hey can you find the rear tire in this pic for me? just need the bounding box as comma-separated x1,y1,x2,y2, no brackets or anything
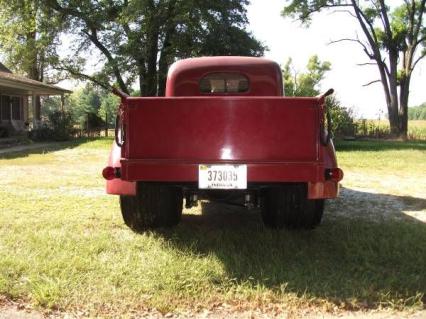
119,183,183,232
261,184,324,229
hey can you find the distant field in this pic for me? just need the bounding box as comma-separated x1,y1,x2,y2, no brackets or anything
0,138,425,317
355,119,426,140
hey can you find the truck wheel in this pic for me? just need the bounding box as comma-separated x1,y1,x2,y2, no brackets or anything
120,195,139,229
119,183,183,232
261,185,324,229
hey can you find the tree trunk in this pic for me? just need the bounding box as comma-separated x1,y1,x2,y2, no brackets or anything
387,100,400,136
138,59,147,96
144,2,160,96
157,52,169,97
145,44,158,96
105,112,108,137
399,74,411,139
386,49,405,137
157,0,177,96
158,31,174,96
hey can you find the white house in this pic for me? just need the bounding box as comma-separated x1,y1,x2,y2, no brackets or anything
0,62,71,137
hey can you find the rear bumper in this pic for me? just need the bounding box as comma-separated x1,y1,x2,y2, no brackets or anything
118,159,339,199
121,159,324,182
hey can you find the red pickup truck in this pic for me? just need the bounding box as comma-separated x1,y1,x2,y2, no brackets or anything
103,56,343,232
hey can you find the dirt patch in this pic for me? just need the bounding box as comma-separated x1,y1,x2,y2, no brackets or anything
1,302,425,319
328,187,408,222
0,299,42,319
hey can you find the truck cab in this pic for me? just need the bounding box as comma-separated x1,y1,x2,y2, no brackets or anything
165,56,283,96
103,56,343,232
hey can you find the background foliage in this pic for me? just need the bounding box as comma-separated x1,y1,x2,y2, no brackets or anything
283,55,355,137
282,0,426,138
408,103,426,120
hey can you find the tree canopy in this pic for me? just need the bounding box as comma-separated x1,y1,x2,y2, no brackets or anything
282,55,331,96
0,0,64,82
283,55,354,136
45,0,265,96
282,0,426,138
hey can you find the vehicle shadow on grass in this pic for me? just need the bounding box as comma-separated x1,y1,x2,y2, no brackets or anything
162,187,426,309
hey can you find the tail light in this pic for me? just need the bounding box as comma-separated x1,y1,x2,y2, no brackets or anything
102,166,120,180
325,168,344,182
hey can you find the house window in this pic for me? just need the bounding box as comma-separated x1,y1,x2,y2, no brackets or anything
0,95,11,121
199,73,249,94
11,97,22,120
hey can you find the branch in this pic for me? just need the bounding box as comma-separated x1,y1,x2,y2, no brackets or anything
288,3,353,22
352,0,379,44
55,66,112,91
378,0,392,41
363,79,381,87
408,0,416,43
414,0,426,40
82,28,129,94
349,0,391,104
329,9,357,19
45,75,70,85
415,35,426,46
47,0,129,94
382,60,391,77
357,62,377,66
328,38,374,59
412,52,426,71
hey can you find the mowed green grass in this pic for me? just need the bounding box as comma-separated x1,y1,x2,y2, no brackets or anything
0,138,425,316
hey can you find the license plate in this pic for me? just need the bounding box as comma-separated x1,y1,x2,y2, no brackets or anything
198,165,247,189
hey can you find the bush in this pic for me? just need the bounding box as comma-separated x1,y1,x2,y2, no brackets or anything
29,111,74,142
81,113,105,137
326,97,356,137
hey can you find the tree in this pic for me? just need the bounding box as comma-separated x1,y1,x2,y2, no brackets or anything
0,0,63,81
69,84,103,130
46,0,265,96
0,0,65,118
283,55,331,96
283,55,355,136
99,93,120,136
282,0,426,138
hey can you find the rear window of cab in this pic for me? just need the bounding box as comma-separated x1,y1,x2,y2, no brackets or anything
199,72,249,94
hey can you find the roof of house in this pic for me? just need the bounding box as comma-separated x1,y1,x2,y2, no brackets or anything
0,62,12,73
0,69,71,95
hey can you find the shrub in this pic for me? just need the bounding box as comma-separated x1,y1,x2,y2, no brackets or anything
326,97,356,138
29,111,74,142
81,113,105,137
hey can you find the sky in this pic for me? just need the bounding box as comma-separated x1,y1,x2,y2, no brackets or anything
247,0,426,118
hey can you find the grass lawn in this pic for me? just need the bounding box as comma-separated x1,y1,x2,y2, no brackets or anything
0,138,425,317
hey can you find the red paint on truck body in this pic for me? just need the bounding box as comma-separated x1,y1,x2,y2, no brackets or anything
105,56,341,199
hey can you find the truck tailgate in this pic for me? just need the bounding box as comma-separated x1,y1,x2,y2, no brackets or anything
124,97,320,162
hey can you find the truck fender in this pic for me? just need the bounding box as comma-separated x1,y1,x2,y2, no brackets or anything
308,140,341,199
105,141,136,195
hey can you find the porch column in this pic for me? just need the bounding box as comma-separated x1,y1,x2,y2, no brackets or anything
23,96,29,123
61,94,65,113
9,97,12,122
32,93,38,128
